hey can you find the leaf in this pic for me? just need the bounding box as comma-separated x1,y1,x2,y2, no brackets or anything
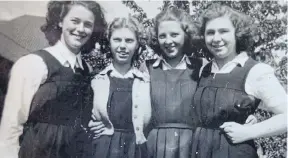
261,33,266,39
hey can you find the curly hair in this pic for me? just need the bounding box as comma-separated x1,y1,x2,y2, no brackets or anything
105,15,146,66
40,0,107,54
195,3,258,56
151,6,198,57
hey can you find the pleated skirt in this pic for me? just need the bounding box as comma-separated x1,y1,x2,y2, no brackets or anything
146,123,194,158
190,127,258,158
19,122,77,158
82,129,148,158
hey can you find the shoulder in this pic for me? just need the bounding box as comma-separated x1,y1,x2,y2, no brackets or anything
248,62,274,78
16,53,44,63
90,73,109,91
245,62,276,92
91,68,110,81
13,54,46,72
9,54,48,81
91,73,107,81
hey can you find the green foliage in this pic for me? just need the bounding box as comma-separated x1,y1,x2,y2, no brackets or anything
84,2,287,156
254,108,287,158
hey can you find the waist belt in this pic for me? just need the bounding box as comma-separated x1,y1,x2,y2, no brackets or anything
155,123,194,130
114,128,134,133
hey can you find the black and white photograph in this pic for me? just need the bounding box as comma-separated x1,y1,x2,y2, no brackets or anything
0,0,287,158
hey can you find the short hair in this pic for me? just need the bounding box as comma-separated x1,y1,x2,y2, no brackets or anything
151,6,198,56
105,15,145,66
40,0,107,54
195,3,257,55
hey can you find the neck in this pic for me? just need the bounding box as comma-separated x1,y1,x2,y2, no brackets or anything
215,52,237,69
163,54,184,68
60,37,80,55
112,61,131,76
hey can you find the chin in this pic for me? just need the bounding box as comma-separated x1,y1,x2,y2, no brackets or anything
164,52,177,58
115,59,128,65
73,41,85,48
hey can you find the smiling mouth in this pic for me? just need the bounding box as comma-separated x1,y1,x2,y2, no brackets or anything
212,45,225,49
117,52,129,58
212,45,225,48
165,46,175,52
71,33,86,39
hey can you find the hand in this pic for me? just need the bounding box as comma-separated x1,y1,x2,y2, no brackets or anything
244,115,258,125
88,114,105,137
220,122,253,144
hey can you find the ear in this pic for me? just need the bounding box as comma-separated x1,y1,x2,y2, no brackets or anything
58,21,63,28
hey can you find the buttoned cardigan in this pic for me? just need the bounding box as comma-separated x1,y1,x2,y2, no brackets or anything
91,70,151,144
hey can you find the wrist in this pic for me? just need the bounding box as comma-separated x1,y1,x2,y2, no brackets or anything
246,125,258,140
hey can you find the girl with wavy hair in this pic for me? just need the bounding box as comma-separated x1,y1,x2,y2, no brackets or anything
191,3,287,158
141,6,203,158
142,5,258,158
0,1,106,158
82,15,151,158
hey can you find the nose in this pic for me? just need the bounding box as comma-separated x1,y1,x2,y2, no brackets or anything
118,41,127,50
164,37,173,45
212,32,221,42
76,23,85,33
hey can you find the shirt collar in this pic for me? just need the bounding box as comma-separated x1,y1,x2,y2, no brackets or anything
99,63,146,80
152,54,191,70
211,51,249,71
45,41,83,69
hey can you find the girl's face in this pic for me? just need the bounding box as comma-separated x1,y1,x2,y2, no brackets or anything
110,28,139,65
204,16,237,61
158,21,185,59
59,5,95,54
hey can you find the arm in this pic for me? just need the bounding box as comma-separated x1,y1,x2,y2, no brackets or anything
221,63,287,143
0,55,47,157
143,81,152,127
88,77,107,138
245,63,287,138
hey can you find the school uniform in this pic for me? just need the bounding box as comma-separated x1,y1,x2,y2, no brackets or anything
145,55,203,158
0,41,91,158
191,52,287,158
83,64,151,158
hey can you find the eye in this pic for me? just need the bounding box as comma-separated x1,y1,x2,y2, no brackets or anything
158,33,166,39
71,18,80,24
219,29,230,34
126,38,135,43
84,22,93,28
171,33,179,37
205,30,214,36
113,38,121,42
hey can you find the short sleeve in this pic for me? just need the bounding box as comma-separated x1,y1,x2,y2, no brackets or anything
245,63,287,113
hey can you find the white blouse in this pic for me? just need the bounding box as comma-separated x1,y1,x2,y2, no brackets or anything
207,52,287,110
0,41,89,158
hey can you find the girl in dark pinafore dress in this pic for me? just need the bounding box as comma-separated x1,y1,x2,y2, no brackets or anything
190,4,287,158
142,6,257,158
143,6,203,158
0,1,107,158
82,16,151,158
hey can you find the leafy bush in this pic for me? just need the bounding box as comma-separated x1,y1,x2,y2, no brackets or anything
84,1,287,157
